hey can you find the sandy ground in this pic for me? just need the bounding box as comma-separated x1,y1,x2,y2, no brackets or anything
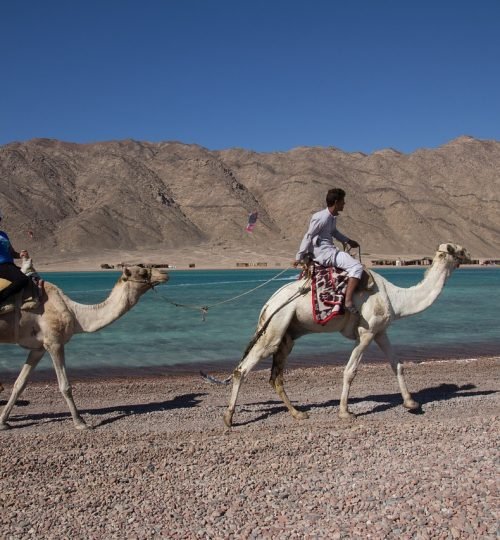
33,245,457,273
0,356,498,539
36,245,296,272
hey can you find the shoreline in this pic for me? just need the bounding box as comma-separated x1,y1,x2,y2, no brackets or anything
2,352,498,385
39,264,497,272
36,261,498,273
30,245,500,273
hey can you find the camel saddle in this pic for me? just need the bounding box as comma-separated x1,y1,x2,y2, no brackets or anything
0,277,42,315
309,263,374,325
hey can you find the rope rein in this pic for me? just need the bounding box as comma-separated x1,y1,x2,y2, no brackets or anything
343,243,362,264
152,266,294,321
152,244,361,321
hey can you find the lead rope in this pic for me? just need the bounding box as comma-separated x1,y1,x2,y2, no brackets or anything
153,245,361,321
152,266,295,321
239,281,310,358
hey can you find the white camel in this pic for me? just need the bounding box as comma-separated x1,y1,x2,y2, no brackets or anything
216,243,469,427
0,266,168,430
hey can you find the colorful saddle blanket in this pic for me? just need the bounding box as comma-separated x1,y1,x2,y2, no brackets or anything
311,264,349,325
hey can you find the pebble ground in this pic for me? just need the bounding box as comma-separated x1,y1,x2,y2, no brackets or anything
1,357,498,539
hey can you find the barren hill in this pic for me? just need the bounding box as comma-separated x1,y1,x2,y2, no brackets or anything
1,136,499,267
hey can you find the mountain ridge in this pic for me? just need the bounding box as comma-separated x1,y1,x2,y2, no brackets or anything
1,136,499,267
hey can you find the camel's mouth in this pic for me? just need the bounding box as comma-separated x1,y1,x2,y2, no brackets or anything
455,249,471,266
151,270,169,287
438,244,470,267
460,250,471,263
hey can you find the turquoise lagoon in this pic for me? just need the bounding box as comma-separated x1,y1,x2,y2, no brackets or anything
0,267,498,379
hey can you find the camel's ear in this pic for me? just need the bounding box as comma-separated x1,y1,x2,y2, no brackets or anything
447,244,455,255
122,267,132,279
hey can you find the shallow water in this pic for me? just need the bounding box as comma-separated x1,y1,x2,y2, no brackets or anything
0,267,498,379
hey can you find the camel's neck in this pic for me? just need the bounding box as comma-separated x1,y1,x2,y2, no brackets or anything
67,282,140,333
387,258,455,319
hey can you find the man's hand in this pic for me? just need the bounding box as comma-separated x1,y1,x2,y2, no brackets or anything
293,253,314,267
348,239,360,249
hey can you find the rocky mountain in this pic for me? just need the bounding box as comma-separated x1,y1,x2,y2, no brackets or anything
0,136,499,264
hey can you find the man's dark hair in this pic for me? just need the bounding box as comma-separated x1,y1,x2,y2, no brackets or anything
326,188,346,207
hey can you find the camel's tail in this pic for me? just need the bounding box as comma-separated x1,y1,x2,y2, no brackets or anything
199,329,260,386
200,285,308,387
200,371,232,385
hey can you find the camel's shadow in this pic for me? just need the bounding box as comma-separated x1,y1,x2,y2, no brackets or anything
0,399,29,407
235,383,498,426
5,392,206,429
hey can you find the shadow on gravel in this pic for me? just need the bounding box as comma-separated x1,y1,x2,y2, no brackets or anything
354,383,497,417
232,383,498,425
0,399,29,407
6,392,206,429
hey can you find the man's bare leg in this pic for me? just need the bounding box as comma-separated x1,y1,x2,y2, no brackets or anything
345,277,360,311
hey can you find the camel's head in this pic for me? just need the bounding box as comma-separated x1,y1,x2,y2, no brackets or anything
121,266,169,290
436,243,470,267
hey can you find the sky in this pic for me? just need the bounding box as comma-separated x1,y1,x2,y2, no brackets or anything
2,0,499,154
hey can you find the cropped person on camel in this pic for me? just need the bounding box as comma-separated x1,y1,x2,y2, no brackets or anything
294,188,362,313
0,210,30,305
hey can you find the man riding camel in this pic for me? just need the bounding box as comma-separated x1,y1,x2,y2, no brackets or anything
294,188,362,313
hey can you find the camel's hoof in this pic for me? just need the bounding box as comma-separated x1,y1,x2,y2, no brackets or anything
0,422,12,431
338,410,356,421
223,411,233,428
75,422,93,431
292,410,309,421
403,399,420,411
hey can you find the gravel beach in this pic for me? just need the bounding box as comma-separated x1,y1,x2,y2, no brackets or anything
1,356,498,539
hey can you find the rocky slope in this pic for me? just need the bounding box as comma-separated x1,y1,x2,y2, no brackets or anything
1,136,499,265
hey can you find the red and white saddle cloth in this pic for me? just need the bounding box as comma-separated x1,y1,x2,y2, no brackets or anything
310,264,349,325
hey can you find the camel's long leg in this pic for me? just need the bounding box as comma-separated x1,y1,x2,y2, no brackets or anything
223,344,266,428
223,310,295,428
46,343,90,430
374,331,420,410
0,348,45,429
339,330,375,419
269,332,308,420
